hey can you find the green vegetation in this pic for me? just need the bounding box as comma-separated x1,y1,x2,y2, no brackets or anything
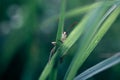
0,0,120,80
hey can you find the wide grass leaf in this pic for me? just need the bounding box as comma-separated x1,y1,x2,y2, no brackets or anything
64,1,120,80
74,52,120,80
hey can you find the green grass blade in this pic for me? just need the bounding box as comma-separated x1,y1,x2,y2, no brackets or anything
64,2,120,80
38,3,103,80
39,0,66,80
56,0,66,45
74,52,120,80
49,67,58,80
39,1,120,80
50,0,66,80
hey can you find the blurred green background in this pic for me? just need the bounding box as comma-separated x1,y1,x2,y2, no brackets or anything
0,0,120,80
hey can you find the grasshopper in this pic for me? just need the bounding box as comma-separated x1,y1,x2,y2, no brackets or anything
49,32,67,62
49,22,77,62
